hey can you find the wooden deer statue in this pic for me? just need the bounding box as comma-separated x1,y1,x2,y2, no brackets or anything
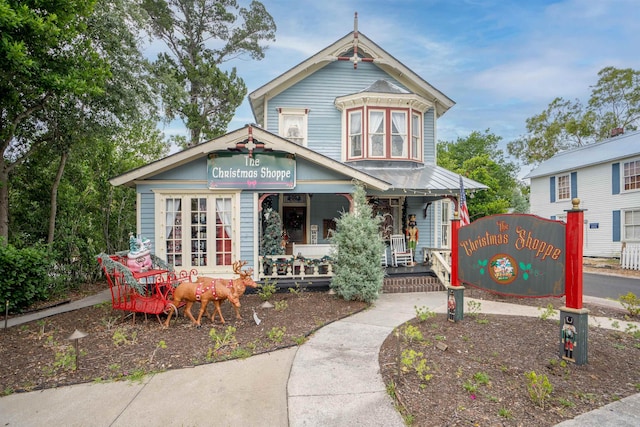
163,261,256,328
209,261,257,323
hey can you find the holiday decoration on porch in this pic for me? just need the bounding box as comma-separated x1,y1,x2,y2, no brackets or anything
260,208,285,256
405,214,419,264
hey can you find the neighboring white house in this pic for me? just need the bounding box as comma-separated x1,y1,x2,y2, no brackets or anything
525,131,640,258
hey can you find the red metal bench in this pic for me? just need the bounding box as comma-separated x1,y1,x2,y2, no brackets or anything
97,253,195,325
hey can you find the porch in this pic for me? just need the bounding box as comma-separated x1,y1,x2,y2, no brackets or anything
257,247,451,294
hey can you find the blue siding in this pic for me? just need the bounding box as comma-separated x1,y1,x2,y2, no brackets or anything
308,194,350,244
139,191,156,249
239,192,255,268
406,197,434,250
612,163,620,194
424,109,436,163
268,60,413,161
153,158,208,181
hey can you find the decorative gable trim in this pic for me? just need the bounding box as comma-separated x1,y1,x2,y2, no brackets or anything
109,125,391,191
335,91,432,112
249,30,454,125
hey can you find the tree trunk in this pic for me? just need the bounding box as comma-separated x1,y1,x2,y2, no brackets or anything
48,151,68,244
0,163,9,243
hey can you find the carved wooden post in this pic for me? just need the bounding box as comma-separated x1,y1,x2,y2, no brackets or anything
560,198,588,365
448,212,464,322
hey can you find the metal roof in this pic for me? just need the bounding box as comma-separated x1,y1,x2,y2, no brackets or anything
525,131,640,179
352,163,488,195
358,79,409,94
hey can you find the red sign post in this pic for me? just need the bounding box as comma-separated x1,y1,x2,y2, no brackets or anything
561,199,589,365
565,200,585,309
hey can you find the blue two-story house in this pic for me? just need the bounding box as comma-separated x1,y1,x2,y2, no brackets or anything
110,21,486,280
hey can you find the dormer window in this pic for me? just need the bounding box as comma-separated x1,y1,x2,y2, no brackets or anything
336,80,431,162
278,107,308,146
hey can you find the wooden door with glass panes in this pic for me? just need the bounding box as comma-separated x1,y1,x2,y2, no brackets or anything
164,195,234,269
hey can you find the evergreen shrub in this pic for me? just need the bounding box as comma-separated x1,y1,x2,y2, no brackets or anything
330,182,385,303
0,242,54,313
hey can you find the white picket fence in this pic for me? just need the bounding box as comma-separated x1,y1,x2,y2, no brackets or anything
621,243,640,270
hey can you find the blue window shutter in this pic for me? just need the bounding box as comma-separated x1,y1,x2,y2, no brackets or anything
570,172,577,198
550,215,556,220
549,177,556,203
613,210,621,242
612,163,620,194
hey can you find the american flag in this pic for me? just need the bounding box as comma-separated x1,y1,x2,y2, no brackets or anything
459,175,470,226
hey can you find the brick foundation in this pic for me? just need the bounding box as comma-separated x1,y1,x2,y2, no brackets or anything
382,276,445,293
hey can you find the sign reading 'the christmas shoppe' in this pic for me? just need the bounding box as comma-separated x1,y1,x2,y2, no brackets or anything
458,214,566,297
208,152,296,189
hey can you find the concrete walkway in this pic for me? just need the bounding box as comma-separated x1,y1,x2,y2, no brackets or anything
1,291,639,426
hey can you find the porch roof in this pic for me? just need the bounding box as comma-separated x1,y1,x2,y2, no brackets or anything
351,164,488,196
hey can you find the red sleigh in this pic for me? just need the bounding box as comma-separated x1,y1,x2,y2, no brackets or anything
97,253,195,325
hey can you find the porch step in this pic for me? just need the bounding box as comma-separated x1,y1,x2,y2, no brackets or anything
383,275,445,294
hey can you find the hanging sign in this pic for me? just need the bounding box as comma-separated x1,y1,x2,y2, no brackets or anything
208,152,296,189
458,214,566,297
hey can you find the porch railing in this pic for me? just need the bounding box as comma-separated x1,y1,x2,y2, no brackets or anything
258,255,334,281
425,247,451,286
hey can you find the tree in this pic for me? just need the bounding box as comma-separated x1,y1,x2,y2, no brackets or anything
260,208,284,256
142,0,276,147
589,66,640,139
6,1,167,285
330,182,385,303
508,66,640,165
507,98,596,165
0,0,109,241
438,130,523,218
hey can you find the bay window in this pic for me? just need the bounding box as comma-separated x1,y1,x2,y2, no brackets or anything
391,111,407,158
369,110,386,157
345,106,422,161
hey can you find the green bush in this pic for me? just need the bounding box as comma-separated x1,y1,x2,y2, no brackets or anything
329,182,385,303
0,242,55,313
619,292,640,317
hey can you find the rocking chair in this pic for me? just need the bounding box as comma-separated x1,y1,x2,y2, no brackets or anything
390,234,413,267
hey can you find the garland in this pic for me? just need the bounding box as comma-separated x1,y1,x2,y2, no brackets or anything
97,252,176,294
296,255,334,266
97,253,145,294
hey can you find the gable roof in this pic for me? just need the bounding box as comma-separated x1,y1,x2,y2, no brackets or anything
525,131,640,179
109,125,391,190
248,31,455,123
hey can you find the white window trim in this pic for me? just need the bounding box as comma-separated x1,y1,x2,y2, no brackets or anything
556,173,571,201
622,157,640,193
155,191,240,274
623,208,640,242
439,200,451,248
390,110,408,159
411,113,422,160
278,107,308,146
368,109,386,158
348,109,363,160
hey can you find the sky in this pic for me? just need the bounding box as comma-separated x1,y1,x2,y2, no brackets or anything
153,0,640,176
